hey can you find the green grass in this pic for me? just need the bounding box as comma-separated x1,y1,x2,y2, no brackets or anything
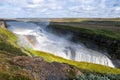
49,24,120,59
0,50,31,80
75,73,120,80
94,29,120,39
50,18,120,22
0,72,30,80
27,49,120,74
0,28,31,80
0,28,26,56
50,24,120,40
0,41,25,56
0,28,17,44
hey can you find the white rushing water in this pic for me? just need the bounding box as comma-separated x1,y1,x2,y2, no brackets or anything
7,21,114,67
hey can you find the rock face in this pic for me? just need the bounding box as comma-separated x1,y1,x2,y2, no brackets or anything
10,56,82,80
0,20,6,28
48,23,120,59
48,23,120,68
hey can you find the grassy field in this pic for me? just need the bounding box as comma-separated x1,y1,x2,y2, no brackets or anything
50,18,120,33
50,18,120,22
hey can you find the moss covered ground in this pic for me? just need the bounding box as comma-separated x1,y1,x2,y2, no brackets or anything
27,49,120,74
0,28,31,80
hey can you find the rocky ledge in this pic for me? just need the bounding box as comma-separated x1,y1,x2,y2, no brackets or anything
10,56,82,80
0,20,6,28
48,23,120,59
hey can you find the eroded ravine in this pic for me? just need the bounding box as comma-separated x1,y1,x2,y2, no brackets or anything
6,20,114,67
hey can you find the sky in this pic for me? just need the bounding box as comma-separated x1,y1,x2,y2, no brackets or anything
0,0,120,18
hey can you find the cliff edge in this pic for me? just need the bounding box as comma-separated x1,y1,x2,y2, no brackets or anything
0,20,6,28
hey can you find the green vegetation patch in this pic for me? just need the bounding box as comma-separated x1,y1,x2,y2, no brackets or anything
0,28,17,43
75,73,120,80
0,41,25,56
0,72,30,80
50,24,120,40
0,51,31,80
27,49,120,74
0,28,26,56
49,24,120,59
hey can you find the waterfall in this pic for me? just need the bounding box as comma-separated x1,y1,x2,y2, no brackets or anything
7,20,115,67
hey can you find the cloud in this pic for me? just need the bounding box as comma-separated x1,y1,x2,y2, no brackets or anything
32,0,44,4
115,7,120,11
0,0,120,18
69,5,96,12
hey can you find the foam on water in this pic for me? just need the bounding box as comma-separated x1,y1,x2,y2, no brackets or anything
7,21,115,67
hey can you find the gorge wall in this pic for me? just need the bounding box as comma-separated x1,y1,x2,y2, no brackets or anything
48,22,120,67
6,20,115,68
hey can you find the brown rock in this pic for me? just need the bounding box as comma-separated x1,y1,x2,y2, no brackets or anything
10,56,83,80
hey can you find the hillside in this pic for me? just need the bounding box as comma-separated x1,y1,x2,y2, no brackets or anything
0,19,120,80
0,23,84,80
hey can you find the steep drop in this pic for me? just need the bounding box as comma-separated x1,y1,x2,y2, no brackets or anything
7,21,114,67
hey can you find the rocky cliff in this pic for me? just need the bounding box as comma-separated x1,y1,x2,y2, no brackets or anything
48,22,120,67
0,20,6,28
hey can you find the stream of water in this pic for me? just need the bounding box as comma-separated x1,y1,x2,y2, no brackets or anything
7,21,114,67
